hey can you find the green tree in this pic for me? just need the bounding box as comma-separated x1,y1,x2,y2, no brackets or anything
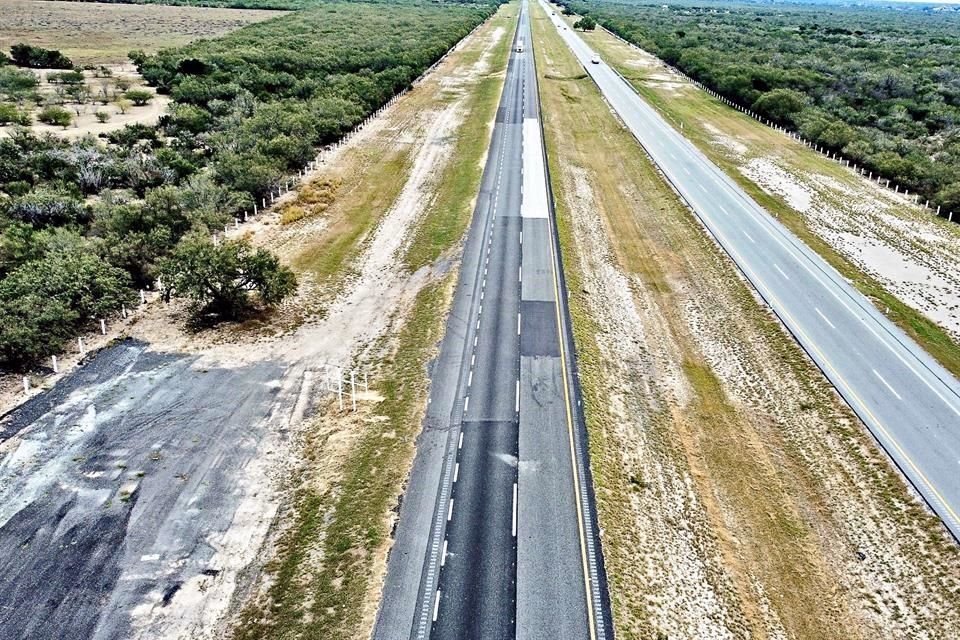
123,88,153,106
573,16,597,31
752,88,807,123
159,233,297,321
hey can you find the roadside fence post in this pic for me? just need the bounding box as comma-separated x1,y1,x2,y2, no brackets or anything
351,370,357,412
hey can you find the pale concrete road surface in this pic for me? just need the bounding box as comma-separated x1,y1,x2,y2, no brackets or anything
0,339,299,640
373,3,613,639
542,0,960,541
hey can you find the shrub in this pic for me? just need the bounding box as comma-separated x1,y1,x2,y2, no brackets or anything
124,88,153,106
48,70,85,85
6,189,88,227
0,67,39,102
0,294,78,368
159,232,297,321
0,247,132,367
280,204,306,224
38,105,72,128
9,43,73,70
0,102,31,125
95,110,110,123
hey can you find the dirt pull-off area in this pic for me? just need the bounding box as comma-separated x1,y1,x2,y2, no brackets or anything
0,7,510,639
534,4,960,639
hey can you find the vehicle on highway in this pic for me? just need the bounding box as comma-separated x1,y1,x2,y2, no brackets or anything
516,38,524,52
591,54,601,64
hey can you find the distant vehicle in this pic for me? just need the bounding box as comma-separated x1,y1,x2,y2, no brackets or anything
516,39,524,53
591,55,601,64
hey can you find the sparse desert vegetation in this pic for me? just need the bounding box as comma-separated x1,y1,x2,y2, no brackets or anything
0,0,283,64
532,3,960,639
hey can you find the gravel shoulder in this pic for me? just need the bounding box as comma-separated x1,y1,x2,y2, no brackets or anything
533,5,960,639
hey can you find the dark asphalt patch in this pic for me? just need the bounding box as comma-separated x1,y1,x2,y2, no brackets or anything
520,301,560,357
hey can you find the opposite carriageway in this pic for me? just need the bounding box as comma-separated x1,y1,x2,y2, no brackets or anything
542,0,960,542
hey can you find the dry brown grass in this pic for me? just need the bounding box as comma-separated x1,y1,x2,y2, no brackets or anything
532,3,960,639
0,0,282,64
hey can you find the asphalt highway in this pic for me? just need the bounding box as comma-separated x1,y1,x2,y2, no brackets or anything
374,3,612,639
542,0,960,541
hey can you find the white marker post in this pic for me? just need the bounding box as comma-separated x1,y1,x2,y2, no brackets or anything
140,289,146,304
351,370,357,412
22,377,29,393
78,337,85,355
337,367,344,411
100,319,106,335
52,355,58,373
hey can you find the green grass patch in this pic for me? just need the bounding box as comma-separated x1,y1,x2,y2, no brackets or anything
403,6,514,271
293,150,412,282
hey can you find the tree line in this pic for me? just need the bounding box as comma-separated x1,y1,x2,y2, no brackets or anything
0,0,496,370
557,0,960,216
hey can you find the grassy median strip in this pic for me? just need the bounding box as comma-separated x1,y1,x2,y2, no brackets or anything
579,26,960,381
530,4,960,638
404,4,515,271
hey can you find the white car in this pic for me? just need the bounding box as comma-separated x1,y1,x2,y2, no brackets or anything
591,55,601,65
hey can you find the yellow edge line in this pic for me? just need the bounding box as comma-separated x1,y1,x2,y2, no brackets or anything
546,174,599,639
717,225,960,531
535,1,598,634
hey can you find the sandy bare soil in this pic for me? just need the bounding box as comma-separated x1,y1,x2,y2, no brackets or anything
737,154,960,340
535,6,960,639
0,0,282,65
0,12,506,640
0,64,170,140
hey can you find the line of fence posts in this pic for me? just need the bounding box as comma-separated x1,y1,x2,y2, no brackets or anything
322,364,370,412
21,15,502,397
597,23,955,223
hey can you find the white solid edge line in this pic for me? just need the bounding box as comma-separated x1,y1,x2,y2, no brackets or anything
512,483,518,537
433,590,441,622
